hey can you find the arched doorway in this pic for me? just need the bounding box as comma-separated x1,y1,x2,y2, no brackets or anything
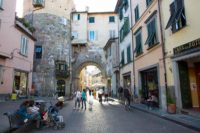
57,80,65,96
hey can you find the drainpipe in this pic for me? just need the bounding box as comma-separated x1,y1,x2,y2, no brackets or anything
158,0,168,111
129,0,136,97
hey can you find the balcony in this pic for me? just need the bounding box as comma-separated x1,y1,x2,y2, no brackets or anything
55,60,69,78
33,0,45,8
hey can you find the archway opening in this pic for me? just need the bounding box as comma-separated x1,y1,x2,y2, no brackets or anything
77,65,106,99
79,65,105,89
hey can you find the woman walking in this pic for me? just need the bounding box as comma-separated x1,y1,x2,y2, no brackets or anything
81,89,87,110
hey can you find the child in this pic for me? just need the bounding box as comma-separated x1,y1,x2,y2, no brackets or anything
88,95,94,111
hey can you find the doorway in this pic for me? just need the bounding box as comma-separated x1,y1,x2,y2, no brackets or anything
195,63,200,108
57,80,65,96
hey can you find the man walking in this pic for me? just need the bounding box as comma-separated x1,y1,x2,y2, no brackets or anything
123,87,131,109
74,89,81,109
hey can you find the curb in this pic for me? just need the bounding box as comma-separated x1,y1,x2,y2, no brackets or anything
130,105,200,132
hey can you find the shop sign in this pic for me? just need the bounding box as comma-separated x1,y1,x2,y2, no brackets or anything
173,38,200,55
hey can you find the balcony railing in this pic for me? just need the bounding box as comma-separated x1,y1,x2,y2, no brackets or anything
33,0,45,8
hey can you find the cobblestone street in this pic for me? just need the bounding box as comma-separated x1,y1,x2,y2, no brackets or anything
6,99,198,133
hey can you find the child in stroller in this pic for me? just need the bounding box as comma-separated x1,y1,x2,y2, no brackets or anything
42,105,65,130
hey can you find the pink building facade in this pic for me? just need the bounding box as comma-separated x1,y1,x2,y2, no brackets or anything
131,0,166,110
0,0,35,99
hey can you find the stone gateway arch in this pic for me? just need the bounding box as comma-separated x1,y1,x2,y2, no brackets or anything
72,51,107,91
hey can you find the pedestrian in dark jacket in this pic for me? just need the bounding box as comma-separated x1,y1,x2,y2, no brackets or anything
123,88,131,108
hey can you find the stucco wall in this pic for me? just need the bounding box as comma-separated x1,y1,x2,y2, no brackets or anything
0,0,34,94
161,0,200,86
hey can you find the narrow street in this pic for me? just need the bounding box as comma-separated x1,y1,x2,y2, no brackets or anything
10,99,198,133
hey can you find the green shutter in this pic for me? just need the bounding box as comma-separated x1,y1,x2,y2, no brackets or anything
127,45,131,62
78,14,80,20
135,33,142,55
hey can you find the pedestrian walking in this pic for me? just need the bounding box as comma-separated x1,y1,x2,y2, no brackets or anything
123,87,131,110
118,86,123,100
88,91,94,111
104,88,109,102
81,89,87,110
74,89,81,109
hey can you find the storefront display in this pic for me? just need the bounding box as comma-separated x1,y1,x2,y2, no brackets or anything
141,67,159,106
13,71,28,96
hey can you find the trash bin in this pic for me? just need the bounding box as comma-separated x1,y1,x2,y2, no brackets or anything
11,93,17,100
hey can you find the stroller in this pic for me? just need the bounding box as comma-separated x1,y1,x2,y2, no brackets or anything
42,105,65,129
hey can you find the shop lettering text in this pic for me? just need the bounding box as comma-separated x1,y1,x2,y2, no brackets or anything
173,38,200,55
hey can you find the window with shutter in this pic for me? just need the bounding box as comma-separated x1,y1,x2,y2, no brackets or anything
0,0,3,9
121,51,125,65
135,5,139,22
109,16,115,22
77,14,80,20
124,0,129,11
165,0,186,32
89,31,95,41
127,45,131,63
20,36,28,56
89,17,95,23
135,32,142,56
124,17,130,37
145,17,158,47
146,0,153,7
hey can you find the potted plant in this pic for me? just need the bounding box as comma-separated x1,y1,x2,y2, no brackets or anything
167,90,176,114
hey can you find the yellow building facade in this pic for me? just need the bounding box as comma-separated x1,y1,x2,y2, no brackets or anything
161,0,200,112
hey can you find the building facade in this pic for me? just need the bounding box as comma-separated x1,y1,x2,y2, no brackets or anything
161,0,200,112
115,0,134,95
104,38,120,96
0,0,35,99
71,11,118,91
130,0,166,110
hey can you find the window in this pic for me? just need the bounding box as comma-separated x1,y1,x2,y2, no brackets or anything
0,0,3,9
135,32,143,56
146,0,153,7
165,0,186,32
73,14,80,21
35,46,42,59
77,14,80,20
123,0,129,11
119,6,123,20
145,17,158,47
109,30,115,38
109,16,115,22
109,47,112,56
135,5,139,22
121,50,125,65
20,36,28,56
89,17,95,23
127,45,131,63
89,31,97,41
120,27,124,42
120,17,130,42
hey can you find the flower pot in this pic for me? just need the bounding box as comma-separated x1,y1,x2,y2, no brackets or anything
167,103,176,114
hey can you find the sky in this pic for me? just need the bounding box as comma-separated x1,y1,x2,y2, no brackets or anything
74,0,118,12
